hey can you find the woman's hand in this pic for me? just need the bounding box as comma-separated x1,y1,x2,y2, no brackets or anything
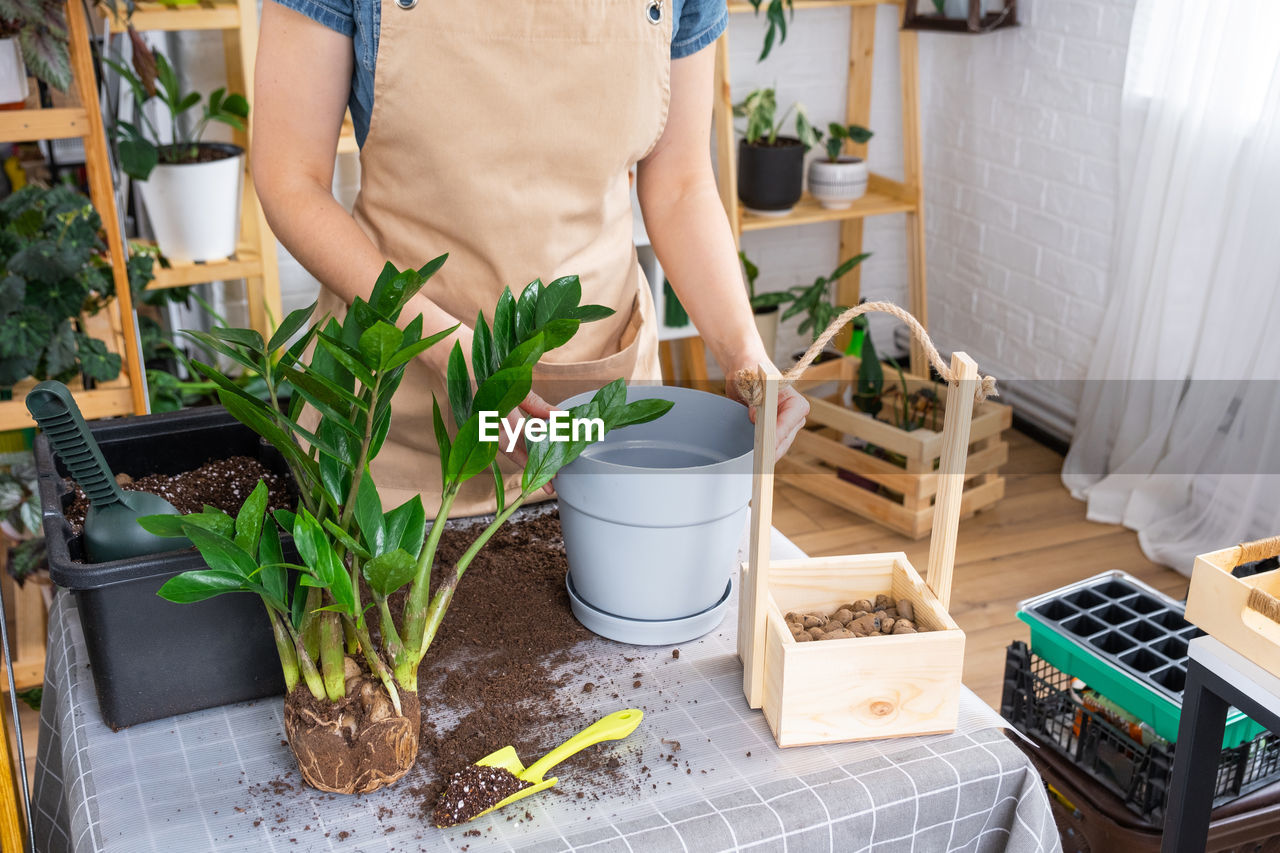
725,367,810,458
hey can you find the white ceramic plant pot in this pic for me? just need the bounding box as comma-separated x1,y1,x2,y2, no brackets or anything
0,38,29,108
753,306,779,360
808,157,869,210
137,143,244,263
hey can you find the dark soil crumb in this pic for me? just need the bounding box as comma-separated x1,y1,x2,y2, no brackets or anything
63,456,291,531
433,765,530,827
672,649,680,659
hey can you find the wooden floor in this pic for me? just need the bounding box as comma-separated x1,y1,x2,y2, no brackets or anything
771,428,1192,710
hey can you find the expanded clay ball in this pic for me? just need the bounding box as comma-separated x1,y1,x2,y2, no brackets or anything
802,614,828,629
880,617,896,634
875,594,892,611
794,631,813,642
820,628,853,641
807,627,825,640
832,608,854,624
851,599,873,614
851,614,879,635
897,600,914,622
893,621,917,635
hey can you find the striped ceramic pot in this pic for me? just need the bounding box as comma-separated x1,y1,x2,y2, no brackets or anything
808,157,869,210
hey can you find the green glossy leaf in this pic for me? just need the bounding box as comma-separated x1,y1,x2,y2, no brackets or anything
208,326,265,352
322,517,370,560
613,398,675,430
185,524,259,579
432,393,451,484
472,312,495,385
362,549,416,597
572,304,615,323
535,275,582,327
382,322,460,372
358,320,402,370
268,300,316,351
540,317,580,351
492,287,517,364
258,523,287,606
383,496,426,558
317,419,354,507
355,471,385,553
514,279,541,342
316,333,376,388
446,416,498,483
233,480,269,554
521,432,568,494
499,331,547,372
491,459,506,514
472,365,533,420
446,341,472,428
157,570,253,604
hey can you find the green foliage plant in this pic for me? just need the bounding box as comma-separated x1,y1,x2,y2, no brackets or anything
819,123,874,163
144,258,673,719
105,47,249,181
779,253,870,344
733,88,819,150
0,185,153,388
746,0,794,62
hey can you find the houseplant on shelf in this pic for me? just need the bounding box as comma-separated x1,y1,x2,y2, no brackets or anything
0,184,153,391
143,257,673,794
745,0,793,61
809,122,874,210
0,20,29,108
734,87,819,216
739,251,792,359
106,46,250,263
780,252,870,366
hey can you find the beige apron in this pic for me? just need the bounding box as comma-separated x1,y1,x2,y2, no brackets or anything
321,0,672,517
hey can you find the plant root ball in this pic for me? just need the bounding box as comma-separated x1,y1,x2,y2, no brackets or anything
283,682,419,794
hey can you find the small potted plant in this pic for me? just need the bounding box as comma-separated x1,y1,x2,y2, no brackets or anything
739,251,792,359
106,46,249,263
144,259,672,794
780,252,870,367
0,0,75,95
808,122,874,210
734,88,819,215
0,185,153,390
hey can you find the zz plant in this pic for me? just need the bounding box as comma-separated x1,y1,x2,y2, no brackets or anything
142,257,671,792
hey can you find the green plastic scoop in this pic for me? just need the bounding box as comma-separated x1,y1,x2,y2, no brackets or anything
26,381,188,562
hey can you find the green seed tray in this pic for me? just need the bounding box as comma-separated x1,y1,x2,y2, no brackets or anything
1017,570,1266,748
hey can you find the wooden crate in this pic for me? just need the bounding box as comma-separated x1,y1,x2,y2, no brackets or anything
742,553,963,745
739,346,982,747
779,356,1012,538
1186,536,1280,677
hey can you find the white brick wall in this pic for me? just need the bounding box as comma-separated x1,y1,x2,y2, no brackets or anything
734,0,1136,436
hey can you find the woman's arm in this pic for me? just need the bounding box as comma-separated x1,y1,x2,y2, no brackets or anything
636,47,808,454
252,0,467,369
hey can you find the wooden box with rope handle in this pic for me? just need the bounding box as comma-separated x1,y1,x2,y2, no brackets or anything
1186,535,1280,678
735,305,995,745
777,303,1012,539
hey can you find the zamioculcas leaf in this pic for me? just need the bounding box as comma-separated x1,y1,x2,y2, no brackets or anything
233,480,269,554
446,341,472,428
185,525,259,579
157,569,254,604
471,366,533,420
258,523,287,606
492,287,517,364
446,416,498,483
358,320,402,370
432,394,451,483
534,275,582,326
382,323,460,372
363,549,416,597
322,517,370,560
572,304,615,323
315,334,376,388
355,472,385,554
514,279,541,342
383,496,426,559
472,313,495,385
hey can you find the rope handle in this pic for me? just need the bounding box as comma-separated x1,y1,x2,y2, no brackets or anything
1237,536,1280,624
734,301,999,408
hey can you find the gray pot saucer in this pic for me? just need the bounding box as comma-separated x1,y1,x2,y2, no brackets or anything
565,573,732,646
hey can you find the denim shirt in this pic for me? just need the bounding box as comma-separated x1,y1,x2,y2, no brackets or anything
270,0,728,147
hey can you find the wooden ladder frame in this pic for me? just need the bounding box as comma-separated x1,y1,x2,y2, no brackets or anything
712,0,930,374
0,0,149,432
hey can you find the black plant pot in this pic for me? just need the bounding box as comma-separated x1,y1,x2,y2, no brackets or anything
738,137,805,213
36,406,294,729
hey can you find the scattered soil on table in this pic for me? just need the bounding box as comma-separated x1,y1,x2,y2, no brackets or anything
432,764,531,827
402,510,634,816
62,456,291,532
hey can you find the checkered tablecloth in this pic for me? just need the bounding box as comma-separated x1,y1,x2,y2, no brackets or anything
31,529,1059,853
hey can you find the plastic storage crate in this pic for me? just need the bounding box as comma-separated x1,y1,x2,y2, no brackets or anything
1001,641,1280,823
1017,571,1265,748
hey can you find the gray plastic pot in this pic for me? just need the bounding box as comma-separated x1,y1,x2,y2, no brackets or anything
554,385,755,644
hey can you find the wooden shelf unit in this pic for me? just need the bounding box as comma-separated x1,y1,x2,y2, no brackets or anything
106,0,283,338
713,0,930,373
0,0,148,432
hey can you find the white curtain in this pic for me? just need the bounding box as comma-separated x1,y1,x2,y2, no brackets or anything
1061,0,1280,572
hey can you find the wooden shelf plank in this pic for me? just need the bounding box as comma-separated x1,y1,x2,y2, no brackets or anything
106,0,240,32
0,108,90,143
147,249,264,289
728,0,892,12
0,385,135,431
739,178,917,233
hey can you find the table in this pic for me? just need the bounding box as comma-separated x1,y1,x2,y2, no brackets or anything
1162,636,1280,853
32,529,1060,852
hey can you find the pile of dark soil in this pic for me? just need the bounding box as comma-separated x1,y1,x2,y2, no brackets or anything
405,510,631,815
63,456,291,531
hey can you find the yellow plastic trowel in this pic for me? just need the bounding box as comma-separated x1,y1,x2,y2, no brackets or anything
469,709,644,822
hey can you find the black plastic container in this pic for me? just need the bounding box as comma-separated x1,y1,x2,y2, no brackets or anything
36,406,292,729
1000,641,1280,823
738,137,805,212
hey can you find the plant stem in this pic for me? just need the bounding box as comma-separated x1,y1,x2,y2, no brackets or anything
399,484,458,653
286,620,325,700
301,586,322,661
319,612,345,702
266,609,299,694
352,620,403,717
